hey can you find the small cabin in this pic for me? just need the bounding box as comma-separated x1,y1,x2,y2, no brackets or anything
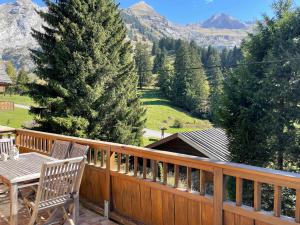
147,128,230,161
0,62,12,93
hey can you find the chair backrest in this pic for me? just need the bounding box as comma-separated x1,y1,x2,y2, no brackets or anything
50,140,71,159
34,157,85,212
69,143,89,158
0,138,13,155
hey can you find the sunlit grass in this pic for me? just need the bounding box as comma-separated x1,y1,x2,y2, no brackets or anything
140,88,212,134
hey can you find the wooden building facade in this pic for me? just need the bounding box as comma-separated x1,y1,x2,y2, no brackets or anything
0,62,12,93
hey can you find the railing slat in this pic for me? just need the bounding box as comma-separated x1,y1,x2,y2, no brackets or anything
143,158,147,179
134,156,138,177
163,162,168,185
236,177,243,206
296,189,300,223
125,155,129,174
174,165,179,188
152,160,157,182
213,168,223,225
187,167,192,192
200,170,206,196
254,181,262,211
117,153,121,172
274,186,282,217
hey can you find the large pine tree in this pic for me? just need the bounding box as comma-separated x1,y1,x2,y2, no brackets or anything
219,0,300,169
172,41,210,116
29,0,145,145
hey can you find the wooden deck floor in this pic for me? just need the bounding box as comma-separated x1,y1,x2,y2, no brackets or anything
0,197,118,225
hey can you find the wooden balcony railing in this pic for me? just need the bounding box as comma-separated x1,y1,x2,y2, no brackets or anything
13,128,300,225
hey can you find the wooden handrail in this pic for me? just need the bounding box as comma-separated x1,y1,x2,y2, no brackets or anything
14,128,300,225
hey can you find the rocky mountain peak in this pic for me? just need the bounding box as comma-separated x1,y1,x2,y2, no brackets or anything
202,13,246,29
129,1,156,16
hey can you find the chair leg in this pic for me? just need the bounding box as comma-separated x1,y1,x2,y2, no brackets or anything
72,196,79,224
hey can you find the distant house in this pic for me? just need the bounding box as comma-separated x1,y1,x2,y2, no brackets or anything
147,128,230,161
0,62,12,93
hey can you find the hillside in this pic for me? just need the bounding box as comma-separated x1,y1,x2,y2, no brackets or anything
140,89,212,134
0,0,252,69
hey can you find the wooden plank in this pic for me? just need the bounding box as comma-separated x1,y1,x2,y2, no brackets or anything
151,189,163,225
235,214,254,225
236,177,243,206
188,200,201,225
254,181,262,211
273,186,282,217
175,195,188,225
201,203,213,225
162,191,175,225
224,211,235,225
213,167,223,225
80,165,106,207
140,185,152,225
122,179,133,217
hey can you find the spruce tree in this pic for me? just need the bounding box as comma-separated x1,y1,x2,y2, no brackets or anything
219,0,300,170
134,42,153,89
206,53,223,123
29,0,145,145
172,41,210,115
156,53,173,98
5,61,17,94
16,68,29,95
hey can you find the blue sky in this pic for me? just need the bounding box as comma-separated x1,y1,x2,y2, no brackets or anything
1,0,300,24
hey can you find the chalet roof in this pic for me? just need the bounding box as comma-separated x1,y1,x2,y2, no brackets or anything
147,128,230,161
0,62,12,85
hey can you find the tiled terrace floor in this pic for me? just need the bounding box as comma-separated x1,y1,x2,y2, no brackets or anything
0,197,118,225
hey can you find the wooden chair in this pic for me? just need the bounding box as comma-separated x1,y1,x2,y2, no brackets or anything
69,143,89,158
24,157,85,225
0,138,13,155
21,140,72,199
50,140,71,159
0,139,13,197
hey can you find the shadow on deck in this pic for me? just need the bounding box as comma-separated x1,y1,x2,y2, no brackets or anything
0,197,118,225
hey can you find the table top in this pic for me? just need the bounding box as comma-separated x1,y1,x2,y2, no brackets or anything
0,153,55,184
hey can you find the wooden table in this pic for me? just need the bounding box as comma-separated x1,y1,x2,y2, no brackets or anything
0,153,55,225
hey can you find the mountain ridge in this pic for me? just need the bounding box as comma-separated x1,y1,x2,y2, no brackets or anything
0,0,252,69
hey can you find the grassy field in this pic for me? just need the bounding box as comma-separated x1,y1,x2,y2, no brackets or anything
140,88,212,134
0,94,35,106
0,89,212,138
0,108,33,128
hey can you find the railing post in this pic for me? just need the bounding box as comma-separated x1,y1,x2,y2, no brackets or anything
104,147,114,218
15,130,20,146
214,167,224,225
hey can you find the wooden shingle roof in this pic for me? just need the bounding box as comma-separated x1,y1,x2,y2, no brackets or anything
0,62,12,85
147,128,230,161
